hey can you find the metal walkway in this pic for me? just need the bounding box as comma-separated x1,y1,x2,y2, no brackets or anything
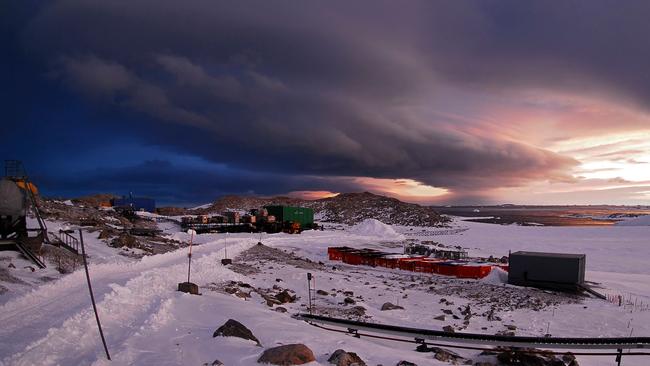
297,314,650,350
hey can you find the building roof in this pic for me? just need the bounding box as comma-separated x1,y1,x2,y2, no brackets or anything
511,251,585,259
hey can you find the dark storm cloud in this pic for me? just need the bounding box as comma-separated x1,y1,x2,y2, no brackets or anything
36,160,366,206
11,0,650,200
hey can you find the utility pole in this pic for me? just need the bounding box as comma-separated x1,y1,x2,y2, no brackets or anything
178,229,199,294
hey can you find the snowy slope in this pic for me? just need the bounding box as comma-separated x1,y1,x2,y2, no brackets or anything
1,220,649,365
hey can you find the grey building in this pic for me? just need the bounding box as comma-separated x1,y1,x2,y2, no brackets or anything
508,251,586,290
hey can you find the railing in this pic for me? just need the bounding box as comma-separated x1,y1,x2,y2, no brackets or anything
58,230,80,254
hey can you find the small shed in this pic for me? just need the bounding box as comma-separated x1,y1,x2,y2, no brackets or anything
508,251,585,290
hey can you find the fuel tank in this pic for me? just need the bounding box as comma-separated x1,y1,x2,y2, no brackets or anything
0,178,26,217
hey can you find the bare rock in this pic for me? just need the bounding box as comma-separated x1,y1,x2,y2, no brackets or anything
415,346,463,363
275,307,288,313
434,315,446,321
562,352,576,364
235,290,251,299
110,233,139,248
350,306,366,316
344,297,356,305
213,319,261,346
275,290,296,304
496,348,564,366
442,325,455,333
396,361,417,366
328,349,367,366
317,289,329,296
98,229,112,240
202,360,223,366
257,344,315,365
432,348,464,363
381,302,404,311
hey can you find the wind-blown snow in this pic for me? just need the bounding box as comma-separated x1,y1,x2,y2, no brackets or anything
349,219,404,239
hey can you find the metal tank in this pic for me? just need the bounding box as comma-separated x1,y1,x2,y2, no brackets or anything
0,179,26,217
0,178,27,239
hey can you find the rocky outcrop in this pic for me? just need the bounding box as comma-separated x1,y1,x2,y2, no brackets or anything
194,192,448,227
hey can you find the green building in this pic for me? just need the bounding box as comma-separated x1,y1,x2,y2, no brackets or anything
264,205,314,227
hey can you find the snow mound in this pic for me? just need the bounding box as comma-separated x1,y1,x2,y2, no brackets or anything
349,219,404,239
616,215,650,226
480,267,509,285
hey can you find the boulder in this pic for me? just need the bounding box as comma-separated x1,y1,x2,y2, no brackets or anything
213,319,261,346
433,315,446,321
381,302,404,311
317,289,329,296
442,325,455,333
344,297,356,305
328,349,367,366
257,344,315,365
275,290,296,304
396,361,417,366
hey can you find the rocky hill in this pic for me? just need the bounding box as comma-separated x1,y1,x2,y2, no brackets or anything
192,192,449,227
306,192,449,226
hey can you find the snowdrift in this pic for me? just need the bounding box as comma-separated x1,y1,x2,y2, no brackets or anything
480,267,509,285
349,219,404,239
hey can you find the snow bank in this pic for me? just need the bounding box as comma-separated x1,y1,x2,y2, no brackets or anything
480,267,508,285
615,215,650,226
349,219,404,239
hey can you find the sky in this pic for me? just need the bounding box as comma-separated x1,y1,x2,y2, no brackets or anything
2,1,650,206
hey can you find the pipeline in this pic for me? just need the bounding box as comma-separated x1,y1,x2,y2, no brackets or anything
297,314,650,351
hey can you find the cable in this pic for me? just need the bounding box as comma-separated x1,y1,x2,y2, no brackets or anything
79,229,111,361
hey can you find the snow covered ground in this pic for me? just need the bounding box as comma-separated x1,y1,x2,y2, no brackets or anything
1,217,649,365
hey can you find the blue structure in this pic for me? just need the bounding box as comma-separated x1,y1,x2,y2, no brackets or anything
111,193,156,212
